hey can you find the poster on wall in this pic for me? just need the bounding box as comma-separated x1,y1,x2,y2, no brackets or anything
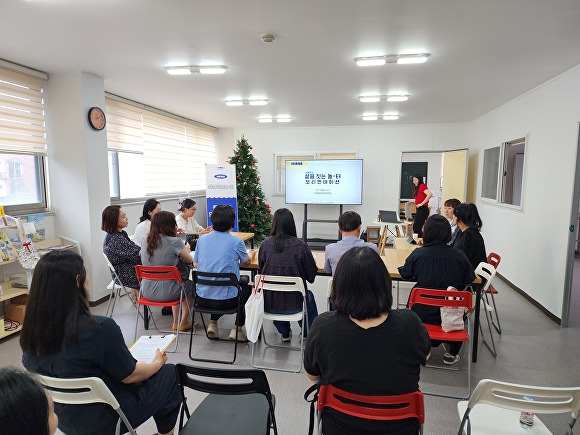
205,164,238,232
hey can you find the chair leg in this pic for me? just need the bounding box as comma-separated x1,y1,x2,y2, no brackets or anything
478,299,497,358
486,289,502,335
188,312,238,364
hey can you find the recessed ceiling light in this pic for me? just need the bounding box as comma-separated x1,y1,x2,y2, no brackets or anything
383,114,400,120
225,100,244,106
361,115,378,121
359,95,381,103
165,65,227,75
258,117,273,123
276,117,292,123
354,53,430,66
248,99,269,106
386,95,409,102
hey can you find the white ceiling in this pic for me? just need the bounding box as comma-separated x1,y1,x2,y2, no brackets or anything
2,0,580,129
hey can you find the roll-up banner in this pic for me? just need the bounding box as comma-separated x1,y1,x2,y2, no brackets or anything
205,164,238,231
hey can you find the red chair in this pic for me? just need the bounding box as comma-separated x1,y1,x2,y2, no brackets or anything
486,252,502,335
135,265,191,352
316,384,424,434
408,288,473,399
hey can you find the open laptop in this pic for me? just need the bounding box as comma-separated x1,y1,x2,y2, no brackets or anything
379,210,400,223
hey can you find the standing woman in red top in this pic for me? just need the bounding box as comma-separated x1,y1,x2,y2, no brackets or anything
409,174,432,237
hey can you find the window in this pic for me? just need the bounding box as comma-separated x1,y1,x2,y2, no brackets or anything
481,137,526,207
0,62,48,213
105,95,217,200
274,152,357,195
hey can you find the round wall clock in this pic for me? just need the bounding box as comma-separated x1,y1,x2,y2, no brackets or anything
88,106,106,131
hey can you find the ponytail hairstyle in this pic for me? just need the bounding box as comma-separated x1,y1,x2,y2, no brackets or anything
411,173,424,197
139,198,160,223
453,203,483,231
178,198,196,213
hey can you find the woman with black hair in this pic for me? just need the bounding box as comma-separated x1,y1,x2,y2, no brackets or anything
133,198,161,248
102,205,141,302
0,367,58,435
452,203,487,270
305,247,430,435
398,214,475,365
175,198,211,235
258,208,319,341
20,251,181,435
407,174,432,237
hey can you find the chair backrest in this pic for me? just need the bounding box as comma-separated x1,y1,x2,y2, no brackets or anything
408,288,473,313
175,364,277,433
318,384,425,424
135,265,183,284
255,275,305,296
193,270,240,288
366,226,381,243
474,262,496,293
465,378,580,418
36,374,135,435
377,227,389,253
487,252,501,269
103,253,126,287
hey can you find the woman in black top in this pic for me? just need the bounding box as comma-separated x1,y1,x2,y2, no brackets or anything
305,247,430,435
452,203,487,270
398,215,475,365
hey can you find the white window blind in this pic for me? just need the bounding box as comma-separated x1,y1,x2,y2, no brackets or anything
0,65,47,155
105,95,217,198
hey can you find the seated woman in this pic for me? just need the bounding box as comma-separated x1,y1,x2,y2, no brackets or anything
398,214,475,365
258,208,318,341
452,203,487,270
304,246,430,435
0,367,58,435
141,211,194,332
193,204,256,342
176,198,212,236
133,198,161,249
20,251,181,435
102,205,141,302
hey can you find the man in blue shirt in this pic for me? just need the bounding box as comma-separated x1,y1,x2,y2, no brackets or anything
324,211,380,275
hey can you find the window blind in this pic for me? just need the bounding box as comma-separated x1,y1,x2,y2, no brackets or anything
0,65,47,155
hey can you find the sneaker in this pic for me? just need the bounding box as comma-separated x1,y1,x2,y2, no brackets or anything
443,352,461,365
229,328,247,342
281,331,292,342
207,323,219,339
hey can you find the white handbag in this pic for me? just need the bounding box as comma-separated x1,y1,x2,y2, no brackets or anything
440,286,467,332
244,275,265,343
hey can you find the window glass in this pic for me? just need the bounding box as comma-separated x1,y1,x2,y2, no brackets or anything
0,154,43,206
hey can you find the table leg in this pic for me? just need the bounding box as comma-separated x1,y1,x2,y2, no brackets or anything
472,285,482,363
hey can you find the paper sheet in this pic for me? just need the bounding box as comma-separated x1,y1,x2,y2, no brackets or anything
129,334,176,362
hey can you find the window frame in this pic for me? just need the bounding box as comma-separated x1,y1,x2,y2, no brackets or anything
481,136,527,210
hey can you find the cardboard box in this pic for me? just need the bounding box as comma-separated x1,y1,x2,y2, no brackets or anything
10,294,28,305
5,303,25,324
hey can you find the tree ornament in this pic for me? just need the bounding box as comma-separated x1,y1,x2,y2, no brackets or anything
250,223,255,229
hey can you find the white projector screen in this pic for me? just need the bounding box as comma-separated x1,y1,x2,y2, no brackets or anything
285,159,363,205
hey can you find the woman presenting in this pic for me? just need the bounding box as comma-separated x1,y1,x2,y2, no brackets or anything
408,173,432,237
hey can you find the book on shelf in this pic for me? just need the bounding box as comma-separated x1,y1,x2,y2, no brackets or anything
0,232,17,262
27,213,46,241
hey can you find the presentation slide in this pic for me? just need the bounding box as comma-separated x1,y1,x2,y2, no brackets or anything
285,159,363,205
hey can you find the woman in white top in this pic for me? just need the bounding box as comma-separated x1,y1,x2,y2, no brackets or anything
175,198,212,235
133,198,160,248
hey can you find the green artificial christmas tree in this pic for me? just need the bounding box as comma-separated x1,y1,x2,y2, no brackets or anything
228,136,272,243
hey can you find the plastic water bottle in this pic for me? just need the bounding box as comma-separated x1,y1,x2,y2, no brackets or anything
519,396,534,429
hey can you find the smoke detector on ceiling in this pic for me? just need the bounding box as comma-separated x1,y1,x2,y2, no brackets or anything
261,34,275,43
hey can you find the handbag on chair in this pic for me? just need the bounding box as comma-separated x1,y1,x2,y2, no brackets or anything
244,274,265,343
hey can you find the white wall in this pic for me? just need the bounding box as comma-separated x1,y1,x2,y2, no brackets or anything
217,124,469,240
469,64,580,319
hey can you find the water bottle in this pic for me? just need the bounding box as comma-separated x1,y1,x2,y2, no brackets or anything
519,396,534,429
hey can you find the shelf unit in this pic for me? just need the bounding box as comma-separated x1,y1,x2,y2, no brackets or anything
0,234,80,340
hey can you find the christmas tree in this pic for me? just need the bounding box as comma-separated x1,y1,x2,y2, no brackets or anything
228,136,272,243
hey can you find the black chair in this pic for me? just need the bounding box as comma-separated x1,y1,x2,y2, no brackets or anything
175,364,278,435
190,270,244,364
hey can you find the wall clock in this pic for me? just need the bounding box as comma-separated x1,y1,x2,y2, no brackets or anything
88,106,106,131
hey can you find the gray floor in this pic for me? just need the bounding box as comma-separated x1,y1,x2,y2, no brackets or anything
2,272,580,434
